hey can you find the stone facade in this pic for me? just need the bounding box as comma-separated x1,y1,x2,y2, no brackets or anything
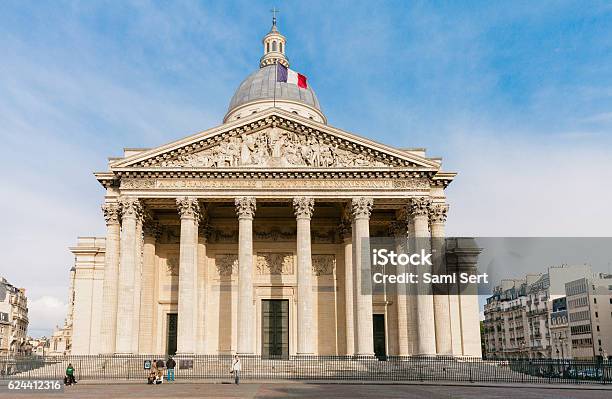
67,20,482,358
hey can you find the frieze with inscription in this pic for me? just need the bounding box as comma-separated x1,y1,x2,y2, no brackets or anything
120,178,429,190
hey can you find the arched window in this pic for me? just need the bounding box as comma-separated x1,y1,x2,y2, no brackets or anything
280,42,283,53
272,41,277,51
266,42,270,53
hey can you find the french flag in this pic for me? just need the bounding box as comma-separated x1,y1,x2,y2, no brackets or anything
277,63,308,89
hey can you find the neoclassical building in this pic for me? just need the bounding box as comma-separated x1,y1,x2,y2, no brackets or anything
69,20,481,358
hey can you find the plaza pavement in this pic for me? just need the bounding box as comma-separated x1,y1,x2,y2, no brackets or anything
0,382,611,399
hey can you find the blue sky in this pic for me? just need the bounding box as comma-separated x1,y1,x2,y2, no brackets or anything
1,1,611,336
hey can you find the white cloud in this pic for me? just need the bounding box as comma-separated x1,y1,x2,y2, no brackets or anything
28,296,67,338
443,131,612,237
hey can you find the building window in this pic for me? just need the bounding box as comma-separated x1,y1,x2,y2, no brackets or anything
597,325,600,331
594,298,597,304
595,312,599,318
266,42,270,52
272,41,277,51
280,42,283,52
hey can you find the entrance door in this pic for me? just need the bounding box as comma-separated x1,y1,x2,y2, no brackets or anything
166,313,178,355
262,300,289,359
373,314,387,360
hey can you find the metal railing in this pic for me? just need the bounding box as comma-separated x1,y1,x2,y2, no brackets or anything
0,355,610,384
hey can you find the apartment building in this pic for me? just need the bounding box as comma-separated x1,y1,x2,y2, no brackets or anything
483,265,592,359
566,273,612,360
549,297,571,359
0,277,29,355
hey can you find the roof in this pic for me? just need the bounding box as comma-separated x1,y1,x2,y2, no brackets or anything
227,65,321,114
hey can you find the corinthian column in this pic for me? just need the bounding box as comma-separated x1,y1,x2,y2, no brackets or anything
196,208,209,355
430,204,452,355
293,197,315,355
390,214,412,356
99,202,121,354
139,214,160,354
340,213,354,356
115,197,142,353
408,197,437,356
131,216,144,353
351,197,375,357
235,197,256,354
176,197,200,355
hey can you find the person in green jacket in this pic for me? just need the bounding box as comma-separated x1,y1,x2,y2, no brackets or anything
65,363,76,385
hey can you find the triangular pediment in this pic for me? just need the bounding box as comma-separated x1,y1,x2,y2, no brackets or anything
109,108,440,170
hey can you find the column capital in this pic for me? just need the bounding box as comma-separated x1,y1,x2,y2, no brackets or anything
351,197,373,219
119,197,143,220
198,208,213,242
407,196,432,217
429,203,449,225
338,205,353,241
142,213,161,239
235,196,256,219
102,203,121,226
388,220,408,238
177,197,201,220
293,197,314,219
338,220,352,241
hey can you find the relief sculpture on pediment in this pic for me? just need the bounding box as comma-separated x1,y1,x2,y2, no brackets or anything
159,128,389,168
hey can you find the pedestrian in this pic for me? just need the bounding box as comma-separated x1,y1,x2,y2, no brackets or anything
231,355,241,385
147,369,156,384
166,356,176,382
65,363,76,385
156,358,165,371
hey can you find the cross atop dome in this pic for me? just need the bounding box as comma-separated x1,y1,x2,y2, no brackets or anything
270,7,279,30
260,8,289,68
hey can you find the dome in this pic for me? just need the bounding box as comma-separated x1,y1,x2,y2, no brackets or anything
225,65,325,123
